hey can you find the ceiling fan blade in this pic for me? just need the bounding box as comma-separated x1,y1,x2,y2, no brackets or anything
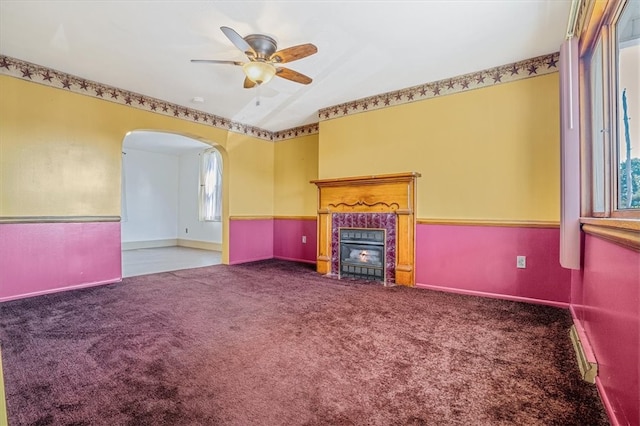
275,67,312,85
243,77,257,89
220,26,255,56
191,59,243,66
270,44,317,64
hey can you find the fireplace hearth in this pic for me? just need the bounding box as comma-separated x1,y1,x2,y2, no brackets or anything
339,228,386,282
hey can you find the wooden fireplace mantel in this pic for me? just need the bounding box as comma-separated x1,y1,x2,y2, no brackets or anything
311,172,421,286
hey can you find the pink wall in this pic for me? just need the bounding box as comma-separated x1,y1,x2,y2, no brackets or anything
571,235,639,426
228,219,274,265
0,222,122,301
415,224,571,306
273,218,317,264
5,219,634,424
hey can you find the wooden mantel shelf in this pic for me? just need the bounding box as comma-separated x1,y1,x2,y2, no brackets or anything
311,172,421,286
311,172,422,187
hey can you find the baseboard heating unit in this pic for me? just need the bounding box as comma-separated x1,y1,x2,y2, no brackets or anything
569,325,598,384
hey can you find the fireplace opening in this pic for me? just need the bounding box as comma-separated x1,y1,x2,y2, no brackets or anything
339,228,386,283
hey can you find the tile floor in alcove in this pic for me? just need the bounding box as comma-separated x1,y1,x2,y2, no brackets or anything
122,246,222,278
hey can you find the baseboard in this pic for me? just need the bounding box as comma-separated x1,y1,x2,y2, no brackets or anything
595,379,622,426
177,239,221,251
274,256,317,265
228,255,273,265
414,283,570,309
0,277,122,303
569,309,619,425
122,239,177,250
0,346,7,426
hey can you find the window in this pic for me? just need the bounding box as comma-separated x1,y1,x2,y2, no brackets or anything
582,0,640,218
199,148,223,222
617,2,640,210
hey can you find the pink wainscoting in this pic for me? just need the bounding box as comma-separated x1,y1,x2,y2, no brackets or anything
415,224,571,306
571,235,639,426
273,218,317,264
228,219,274,265
0,222,122,302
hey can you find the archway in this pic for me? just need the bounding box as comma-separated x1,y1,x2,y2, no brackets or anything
121,130,227,276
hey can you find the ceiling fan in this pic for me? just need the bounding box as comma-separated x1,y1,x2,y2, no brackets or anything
191,26,317,88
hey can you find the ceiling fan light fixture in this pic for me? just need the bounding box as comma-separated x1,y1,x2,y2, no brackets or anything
243,61,276,85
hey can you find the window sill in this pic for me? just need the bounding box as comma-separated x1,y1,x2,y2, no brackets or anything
580,218,640,252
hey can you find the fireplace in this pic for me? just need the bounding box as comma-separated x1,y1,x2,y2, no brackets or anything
339,228,386,282
311,172,420,286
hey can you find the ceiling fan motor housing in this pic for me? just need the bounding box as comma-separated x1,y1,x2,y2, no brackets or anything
244,34,277,60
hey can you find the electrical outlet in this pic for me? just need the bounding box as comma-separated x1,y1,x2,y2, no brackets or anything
302,235,307,244
516,256,526,269
185,228,188,234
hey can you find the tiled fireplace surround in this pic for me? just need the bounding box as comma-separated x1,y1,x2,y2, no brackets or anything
332,213,397,283
312,172,420,286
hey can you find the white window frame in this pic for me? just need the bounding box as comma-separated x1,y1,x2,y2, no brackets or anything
578,0,640,251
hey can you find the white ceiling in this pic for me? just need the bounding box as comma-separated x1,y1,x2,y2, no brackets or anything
0,1,572,133
123,130,210,155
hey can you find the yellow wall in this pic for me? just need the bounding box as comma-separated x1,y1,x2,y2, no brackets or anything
226,132,275,216
318,74,561,222
0,75,272,218
2,70,561,224
274,134,319,217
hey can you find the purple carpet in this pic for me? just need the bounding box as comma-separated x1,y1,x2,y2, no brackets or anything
0,260,608,425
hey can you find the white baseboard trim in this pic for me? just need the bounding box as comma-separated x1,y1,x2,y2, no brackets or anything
122,239,177,250
122,239,221,251
177,239,221,251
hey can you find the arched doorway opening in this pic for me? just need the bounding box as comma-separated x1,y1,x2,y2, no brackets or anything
121,130,225,277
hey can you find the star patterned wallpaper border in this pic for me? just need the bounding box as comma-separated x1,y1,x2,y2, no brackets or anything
0,51,558,141
318,52,559,122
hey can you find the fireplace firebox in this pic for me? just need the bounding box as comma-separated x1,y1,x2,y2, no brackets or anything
339,228,386,283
